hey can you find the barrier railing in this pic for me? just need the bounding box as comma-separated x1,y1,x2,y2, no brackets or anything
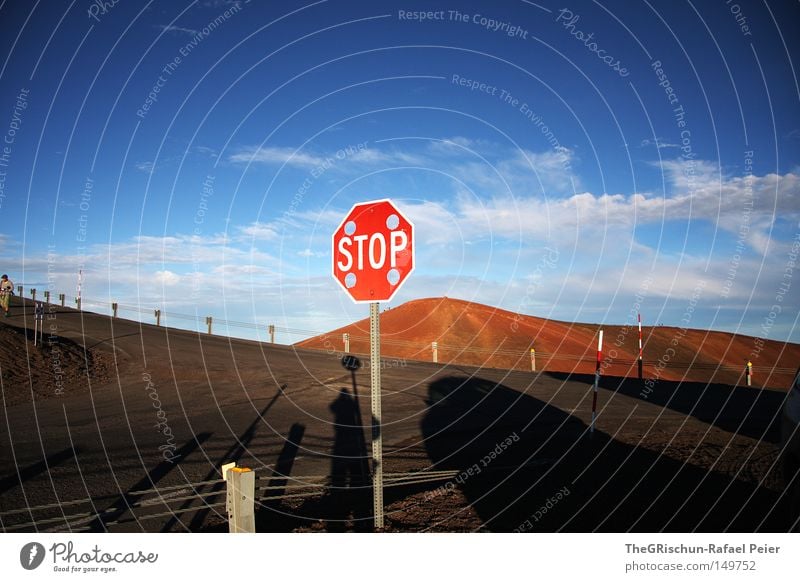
0,464,464,533
11,290,794,379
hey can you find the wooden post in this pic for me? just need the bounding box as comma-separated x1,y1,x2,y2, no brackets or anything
112,302,118,318
224,465,255,533
44,290,51,304
206,316,212,335
76,297,81,311
59,293,65,307
432,341,438,364
343,332,350,353
268,324,275,344
17,285,22,299
154,309,161,326
30,288,36,302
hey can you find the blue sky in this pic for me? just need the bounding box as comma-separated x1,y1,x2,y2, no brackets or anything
0,0,798,345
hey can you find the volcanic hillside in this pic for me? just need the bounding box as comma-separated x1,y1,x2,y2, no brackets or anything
297,297,800,389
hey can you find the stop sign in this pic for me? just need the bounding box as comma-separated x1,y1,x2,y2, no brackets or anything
332,199,414,303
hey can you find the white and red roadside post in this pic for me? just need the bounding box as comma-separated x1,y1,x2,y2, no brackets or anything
76,269,82,311
638,313,643,380
332,199,414,530
746,360,753,387
591,330,603,435
33,302,44,345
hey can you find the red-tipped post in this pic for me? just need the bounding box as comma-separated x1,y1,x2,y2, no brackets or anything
591,330,603,434
638,313,643,380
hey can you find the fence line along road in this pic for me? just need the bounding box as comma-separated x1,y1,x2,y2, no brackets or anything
0,466,463,533
12,290,791,377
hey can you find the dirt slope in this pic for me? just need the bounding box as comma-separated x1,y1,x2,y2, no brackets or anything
0,318,116,406
297,297,799,388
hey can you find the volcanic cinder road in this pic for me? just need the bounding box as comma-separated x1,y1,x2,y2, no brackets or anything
0,298,794,532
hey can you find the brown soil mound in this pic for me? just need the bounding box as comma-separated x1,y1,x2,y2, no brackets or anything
0,323,116,406
297,297,800,388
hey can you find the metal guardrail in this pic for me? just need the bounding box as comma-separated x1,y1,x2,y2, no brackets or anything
0,467,463,532
13,292,794,376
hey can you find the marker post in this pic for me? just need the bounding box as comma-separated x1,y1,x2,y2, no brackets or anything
34,302,44,345
638,313,643,380
591,330,603,435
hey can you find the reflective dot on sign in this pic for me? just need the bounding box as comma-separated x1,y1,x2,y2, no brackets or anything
387,269,400,285
386,214,399,230
345,273,356,288
344,221,356,235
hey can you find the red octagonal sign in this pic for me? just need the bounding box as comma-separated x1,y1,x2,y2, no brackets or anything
332,199,414,303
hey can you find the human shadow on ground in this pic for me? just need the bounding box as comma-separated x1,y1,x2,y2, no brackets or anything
322,388,371,531
420,375,791,532
253,389,372,532
546,371,786,443
255,357,372,532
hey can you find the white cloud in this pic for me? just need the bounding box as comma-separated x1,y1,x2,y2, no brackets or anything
442,163,799,254
298,248,327,258
154,270,181,286
228,146,326,168
135,161,155,174
157,24,199,35
640,137,678,149
238,222,279,241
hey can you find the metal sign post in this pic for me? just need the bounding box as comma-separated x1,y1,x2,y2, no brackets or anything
369,302,384,529
332,199,414,532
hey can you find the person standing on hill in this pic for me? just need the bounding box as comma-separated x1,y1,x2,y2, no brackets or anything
0,274,13,317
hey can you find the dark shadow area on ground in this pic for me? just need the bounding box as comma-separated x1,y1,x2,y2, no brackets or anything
253,357,372,532
256,386,371,532
324,387,371,531
546,371,786,443
420,375,791,532
171,389,286,531
0,447,81,496
265,422,306,499
89,431,211,532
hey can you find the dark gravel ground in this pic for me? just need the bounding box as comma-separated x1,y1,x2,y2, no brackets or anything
1,297,795,532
